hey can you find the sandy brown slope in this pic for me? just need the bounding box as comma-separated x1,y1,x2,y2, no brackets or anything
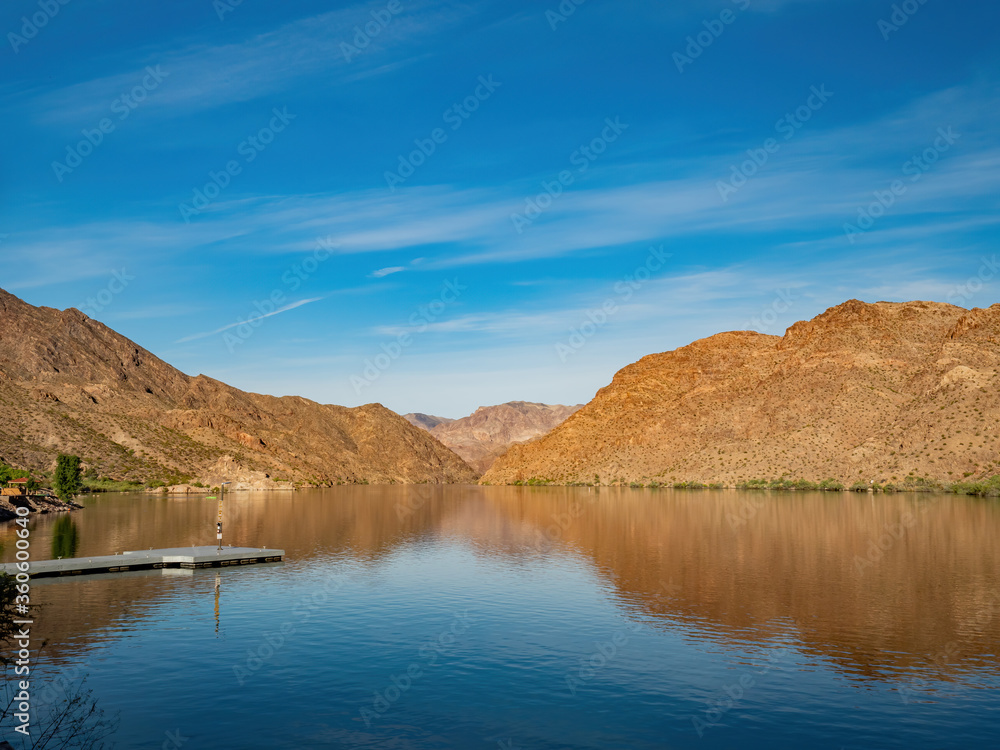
405,402,583,474
482,300,1000,485
0,289,476,485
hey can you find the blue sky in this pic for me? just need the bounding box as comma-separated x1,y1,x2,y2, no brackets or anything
2,0,998,417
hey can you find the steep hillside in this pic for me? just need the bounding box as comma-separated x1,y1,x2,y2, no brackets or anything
482,300,1000,485
407,402,582,474
0,289,477,486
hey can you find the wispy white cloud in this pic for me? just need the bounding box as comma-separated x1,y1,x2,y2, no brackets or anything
367,254,432,278
20,1,477,126
174,296,324,343
4,82,997,297
370,266,406,278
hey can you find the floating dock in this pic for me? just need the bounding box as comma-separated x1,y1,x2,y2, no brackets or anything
1,546,285,579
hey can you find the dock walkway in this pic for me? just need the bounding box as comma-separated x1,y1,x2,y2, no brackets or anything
1,546,284,579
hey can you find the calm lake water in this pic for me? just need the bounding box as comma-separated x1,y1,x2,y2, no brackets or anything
3,487,999,749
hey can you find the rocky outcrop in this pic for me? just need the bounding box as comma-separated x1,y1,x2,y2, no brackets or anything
482,300,1000,485
0,289,477,485
407,402,583,474
0,494,80,522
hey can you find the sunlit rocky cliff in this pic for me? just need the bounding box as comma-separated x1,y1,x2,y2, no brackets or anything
483,300,1000,485
0,289,477,485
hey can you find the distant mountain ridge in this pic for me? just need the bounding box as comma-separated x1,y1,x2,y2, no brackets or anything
0,289,477,486
482,300,1000,485
404,413,455,431
405,402,583,474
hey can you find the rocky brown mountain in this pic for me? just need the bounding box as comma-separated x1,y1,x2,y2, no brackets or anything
0,289,477,486
482,300,1000,485
405,402,583,474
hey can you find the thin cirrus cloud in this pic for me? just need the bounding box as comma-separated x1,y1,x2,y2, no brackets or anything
370,266,406,278
3,147,995,296
4,77,994,288
2,78,994,336
368,267,794,342
3,0,995,417
191,85,1000,266
3,146,995,297
21,0,478,127
174,296,325,343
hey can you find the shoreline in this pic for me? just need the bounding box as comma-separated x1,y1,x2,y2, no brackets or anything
0,494,81,522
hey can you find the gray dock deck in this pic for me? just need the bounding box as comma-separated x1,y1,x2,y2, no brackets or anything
1,546,284,579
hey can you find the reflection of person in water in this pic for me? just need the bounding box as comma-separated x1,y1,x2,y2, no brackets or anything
214,572,221,634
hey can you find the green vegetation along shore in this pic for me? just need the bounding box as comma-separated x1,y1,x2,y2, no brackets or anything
498,474,1000,497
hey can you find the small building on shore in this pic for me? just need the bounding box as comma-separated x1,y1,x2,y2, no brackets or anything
1,478,31,496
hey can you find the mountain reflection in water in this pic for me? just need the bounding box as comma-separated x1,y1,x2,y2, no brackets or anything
10,486,998,685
